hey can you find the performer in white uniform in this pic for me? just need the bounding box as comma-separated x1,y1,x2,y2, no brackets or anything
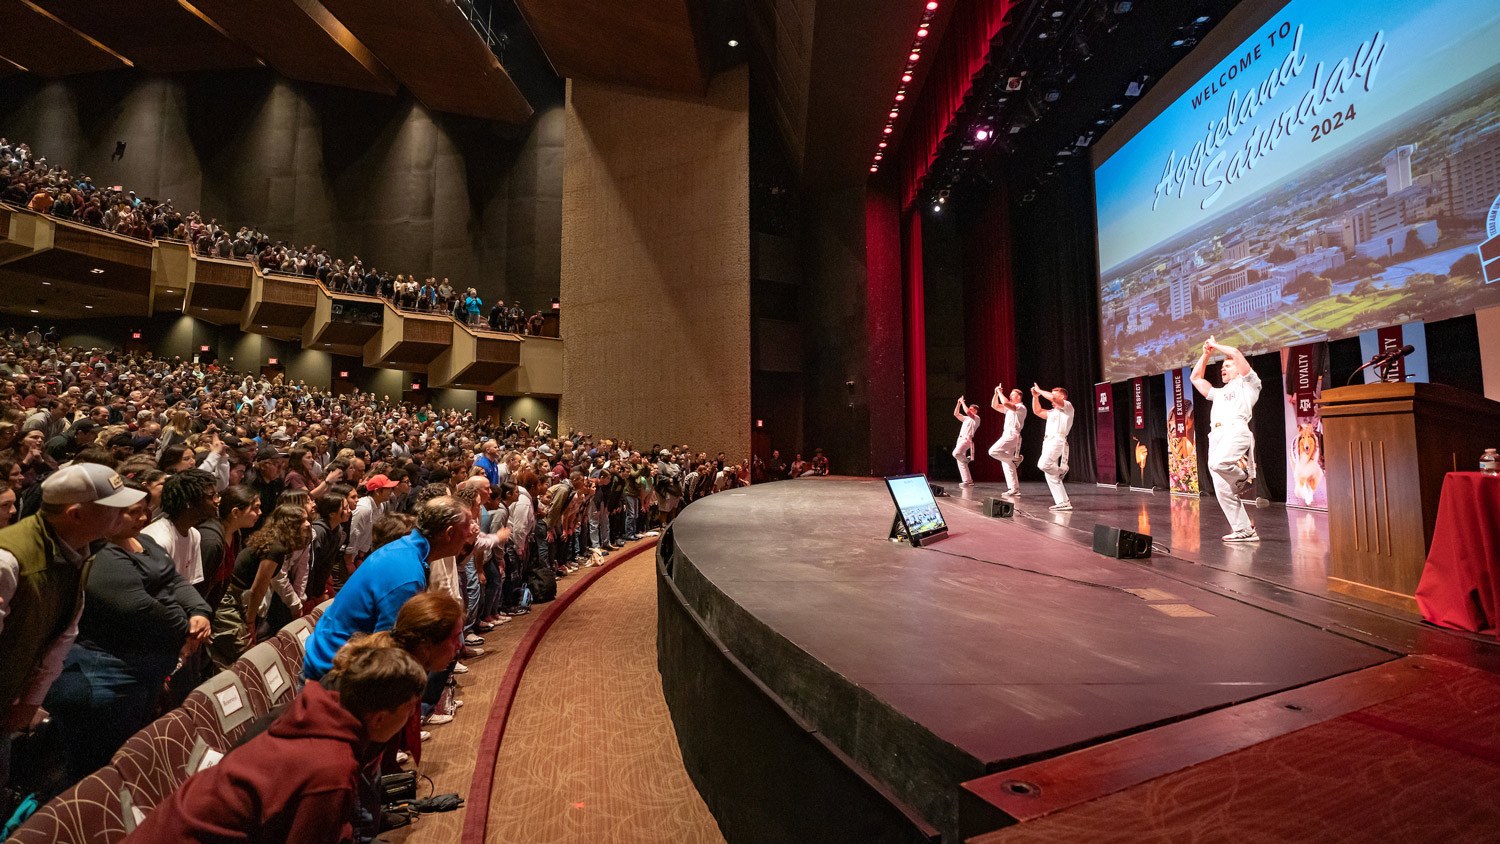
1191,336,1261,542
987,384,1027,496
1030,384,1074,510
952,396,980,486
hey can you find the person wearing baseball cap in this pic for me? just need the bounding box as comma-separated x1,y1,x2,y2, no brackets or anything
345,475,398,571
0,464,144,783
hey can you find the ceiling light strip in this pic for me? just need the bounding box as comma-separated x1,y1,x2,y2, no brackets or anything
871,1,941,174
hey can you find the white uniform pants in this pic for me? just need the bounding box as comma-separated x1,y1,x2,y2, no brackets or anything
953,437,975,484
1037,436,1069,504
1208,425,1254,533
988,434,1022,492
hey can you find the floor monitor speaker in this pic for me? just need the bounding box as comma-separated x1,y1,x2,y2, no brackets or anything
929,483,946,498
984,497,1013,518
1093,524,1152,559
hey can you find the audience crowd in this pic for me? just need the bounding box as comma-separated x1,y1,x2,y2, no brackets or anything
0,137,549,336
0,329,828,840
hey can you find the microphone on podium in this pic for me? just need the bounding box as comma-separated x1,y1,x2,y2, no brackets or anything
1346,344,1416,385
1376,343,1416,364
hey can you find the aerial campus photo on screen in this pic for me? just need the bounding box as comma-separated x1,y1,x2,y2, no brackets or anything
1095,0,1500,382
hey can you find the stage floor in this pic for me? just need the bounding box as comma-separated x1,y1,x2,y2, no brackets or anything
944,480,1332,596
669,478,1393,775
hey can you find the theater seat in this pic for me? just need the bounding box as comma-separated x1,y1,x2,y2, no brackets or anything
239,641,298,711
178,670,258,752
273,618,315,689
107,708,201,816
7,765,133,844
309,597,334,621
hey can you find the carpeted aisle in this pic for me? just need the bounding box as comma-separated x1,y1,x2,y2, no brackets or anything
481,549,724,843
383,562,599,843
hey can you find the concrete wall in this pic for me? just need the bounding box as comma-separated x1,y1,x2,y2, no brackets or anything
559,67,751,458
0,71,562,309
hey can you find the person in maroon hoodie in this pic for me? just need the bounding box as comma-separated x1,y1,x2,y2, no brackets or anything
123,644,426,843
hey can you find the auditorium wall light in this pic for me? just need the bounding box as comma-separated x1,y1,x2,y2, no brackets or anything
90,268,105,274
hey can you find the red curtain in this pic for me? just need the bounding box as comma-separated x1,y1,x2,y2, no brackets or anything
865,183,908,476
898,0,1017,211
960,186,1016,482
902,208,928,474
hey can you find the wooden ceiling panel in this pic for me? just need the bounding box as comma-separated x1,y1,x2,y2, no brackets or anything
30,0,260,73
0,4,128,77
319,0,532,123
184,0,398,95
515,0,709,95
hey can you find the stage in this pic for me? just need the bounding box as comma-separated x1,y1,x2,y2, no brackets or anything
653,477,1500,843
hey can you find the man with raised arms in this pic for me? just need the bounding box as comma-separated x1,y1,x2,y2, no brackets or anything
1030,383,1074,511
987,384,1027,497
951,396,980,487
1190,336,1261,542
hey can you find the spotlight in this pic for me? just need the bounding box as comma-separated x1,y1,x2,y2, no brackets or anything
1005,76,1024,91
884,126,894,134
1194,15,1211,23
1050,9,1064,19
1044,89,1061,102
917,28,929,38
29,309,38,314
975,128,990,141
895,93,905,101
909,52,920,62
890,110,899,118
727,39,739,47
926,1,938,9
85,305,94,309
1110,102,1123,109
902,74,912,83
41,281,50,286
871,166,879,173
932,204,942,213
878,141,888,148
90,267,105,274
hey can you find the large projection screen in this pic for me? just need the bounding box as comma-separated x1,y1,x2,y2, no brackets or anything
1093,0,1500,382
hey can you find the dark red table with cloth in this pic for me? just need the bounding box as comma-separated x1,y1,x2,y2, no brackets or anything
1416,472,1500,635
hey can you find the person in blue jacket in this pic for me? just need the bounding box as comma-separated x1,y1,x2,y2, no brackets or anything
303,496,476,680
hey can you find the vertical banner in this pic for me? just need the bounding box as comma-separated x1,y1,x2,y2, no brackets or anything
1358,321,1429,384
1282,341,1330,510
1129,376,1149,489
1164,367,1200,495
1094,382,1117,485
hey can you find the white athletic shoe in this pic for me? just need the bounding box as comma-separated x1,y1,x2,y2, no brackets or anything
1049,502,1073,511
420,731,432,742
1222,528,1260,542
452,661,469,674
424,712,453,726
1004,488,1019,497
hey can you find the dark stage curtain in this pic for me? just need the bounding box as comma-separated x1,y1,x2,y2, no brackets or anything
902,209,930,474
1010,166,1102,484
898,0,1018,210
959,187,1017,482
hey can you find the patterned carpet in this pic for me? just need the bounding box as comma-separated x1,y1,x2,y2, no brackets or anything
481,548,724,844
385,556,600,843
976,664,1500,843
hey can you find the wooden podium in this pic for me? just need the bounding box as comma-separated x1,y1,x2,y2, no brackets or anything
1320,382,1500,611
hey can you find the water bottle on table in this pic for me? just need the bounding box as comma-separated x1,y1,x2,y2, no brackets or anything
1482,448,1499,477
